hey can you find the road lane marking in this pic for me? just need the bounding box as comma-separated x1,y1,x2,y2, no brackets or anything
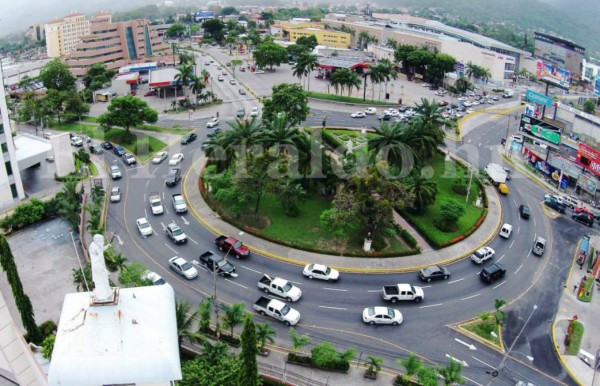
461,293,480,301
463,376,482,386
509,240,515,249
225,279,248,289
187,236,199,245
289,280,302,286
513,198,518,207
517,226,520,234
445,354,468,367
324,287,348,292
493,281,506,289
367,290,382,292
419,303,442,309
143,193,146,202
164,243,178,254
471,356,495,369
145,180,149,188
448,278,464,284
181,216,190,225
498,254,505,262
534,217,537,226
241,265,262,274
515,264,524,274
144,208,148,218
318,305,347,311
420,285,432,289
160,222,167,230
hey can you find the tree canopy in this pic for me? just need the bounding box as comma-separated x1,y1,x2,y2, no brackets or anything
253,42,288,70
82,63,116,91
97,96,158,131
262,83,309,126
39,58,76,91
166,23,187,39
296,35,318,50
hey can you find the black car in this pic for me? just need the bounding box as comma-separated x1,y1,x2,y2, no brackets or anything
378,114,392,121
102,141,113,150
545,199,566,214
181,133,197,145
572,212,594,227
165,168,181,187
113,145,126,156
419,265,450,282
519,204,531,219
480,263,506,284
199,251,236,277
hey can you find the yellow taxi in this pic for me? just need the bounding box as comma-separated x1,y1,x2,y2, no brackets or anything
498,183,510,195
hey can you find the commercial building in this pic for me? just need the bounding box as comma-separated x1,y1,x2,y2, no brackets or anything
25,24,45,42
582,58,600,83
67,13,169,76
534,32,585,80
44,12,90,58
280,20,351,49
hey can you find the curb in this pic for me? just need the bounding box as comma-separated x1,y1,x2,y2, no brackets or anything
452,320,504,352
307,96,398,107
551,318,585,386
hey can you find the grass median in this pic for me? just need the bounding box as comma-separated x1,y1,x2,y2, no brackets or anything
307,91,398,106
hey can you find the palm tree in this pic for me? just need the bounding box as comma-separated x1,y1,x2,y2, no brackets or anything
225,117,261,152
105,248,128,272
413,98,450,150
297,53,318,92
438,358,465,386
369,121,431,168
494,298,507,327
404,174,438,212
362,65,382,101
261,112,300,152
398,352,423,381
189,75,206,105
330,70,346,95
72,262,93,292
378,59,398,100
255,322,276,352
276,180,305,217
203,131,235,172
201,69,210,83
480,67,492,84
176,299,198,346
221,302,246,337
365,356,383,376
175,63,195,99
346,70,362,97
289,327,311,353
465,61,478,81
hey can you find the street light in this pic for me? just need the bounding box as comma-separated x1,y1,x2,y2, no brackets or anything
512,351,534,362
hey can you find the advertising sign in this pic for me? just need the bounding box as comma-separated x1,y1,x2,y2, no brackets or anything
195,11,215,21
577,173,597,194
576,143,600,177
524,148,559,177
519,115,561,145
525,89,553,106
595,76,600,97
524,103,543,119
536,60,571,89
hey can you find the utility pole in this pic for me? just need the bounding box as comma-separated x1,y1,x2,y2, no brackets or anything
212,245,234,339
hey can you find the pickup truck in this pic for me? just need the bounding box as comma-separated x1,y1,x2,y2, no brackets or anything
199,251,236,277
253,296,300,326
382,284,424,303
257,274,302,302
215,235,250,258
172,194,187,213
149,192,164,215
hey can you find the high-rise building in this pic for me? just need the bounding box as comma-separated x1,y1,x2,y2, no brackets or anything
44,12,91,58
25,24,45,42
534,32,585,80
67,13,169,76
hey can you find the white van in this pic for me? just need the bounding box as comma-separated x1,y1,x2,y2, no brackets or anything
499,223,513,239
560,195,579,209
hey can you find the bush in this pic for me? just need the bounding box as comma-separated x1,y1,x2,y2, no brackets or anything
321,130,345,150
394,375,421,386
39,320,57,339
287,352,312,365
399,229,418,249
452,184,468,195
219,333,240,346
260,376,292,386
310,342,352,372
41,334,55,360
0,199,47,232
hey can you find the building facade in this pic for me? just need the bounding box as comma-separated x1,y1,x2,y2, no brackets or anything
25,24,45,42
582,58,600,83
534,32,585,80
288,28,351,49
67,13,169,76
44,12,90,58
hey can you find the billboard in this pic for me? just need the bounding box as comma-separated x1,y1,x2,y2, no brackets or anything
595,76,600,97
195,11,215,22
525,89,553,106
523,148,567,189
524,103,542,119
536,60,571,89
519,114,561,145
576,143,600,177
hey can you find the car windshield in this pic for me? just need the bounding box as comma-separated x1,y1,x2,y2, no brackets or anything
523,207,531,213
218,260,232,270
233,241,243,249
282,282,292,292
424,267,436,275
111,166,119,171
387,308,395,317
281,305,290,316
154,278,166,285
181,262,192,271
174,197,184,204
474,250,483,258
535,242,544,249
139,222,149,229
172,227,183,236
151,201,161,207
324,267,331,275
366,307,375,317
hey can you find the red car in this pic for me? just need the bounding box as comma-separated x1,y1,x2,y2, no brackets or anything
575,207,595,219
144,90,157,97
439,101,449,106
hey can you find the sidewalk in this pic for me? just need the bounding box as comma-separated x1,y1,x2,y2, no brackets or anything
553,235,600,386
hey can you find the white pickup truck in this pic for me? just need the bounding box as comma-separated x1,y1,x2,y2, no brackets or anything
257,274,302,302
253,296,300,326
172,194,187,213
149,192,164,215
381,283,424,303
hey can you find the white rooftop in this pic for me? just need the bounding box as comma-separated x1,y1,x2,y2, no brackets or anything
149,68,180,87
48,284,181,386
13,133,52,170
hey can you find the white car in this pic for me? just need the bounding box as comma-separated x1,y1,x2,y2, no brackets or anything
206,117,219,128
122,152,137,165
152,151,168,164
463,101,472,107
110,165,122,179
303,264,339,282
421,82,430,88
217,75,224,81
169,153,184,166
364,107,377,115
168,256,198,280
471,101,480,106
254,70,265,74
384,109,399,117
466,108,474,114
136,217,153,236
142,270,166,285
110,187,121,202
229,79,237,85
455,112,464,118
470,246,495,264
457,97,467,101
351,111,366,118
250,107,259,117
362,307,403,326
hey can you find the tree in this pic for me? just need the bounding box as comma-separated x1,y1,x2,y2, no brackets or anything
198,298,213,333
365,356,383,376
405,174,438,212
438,200,466,231
180,342,241,386
255,322,276,352
175,63,195,98
287,44,308,60
176,299,198,346
189,75,206,104
82,63,116,91
394,44,418,74
72,262,93,292
118,263,152,288
239,315,259,386
39,58,76,91
296,35,318,50
166,23,187,39
362,64,382,101
292,52,318,92
202,19,226,43
41,334,55,360
253,41,288,70
427,53,456,86
417,366,439,386
230,59,243,77
330,68,362,97
276,180,306,217
220,6,238,16
398,352,423,382
438,358,465,385
368,121,416,168
97,96,158,132
455,77,472,94
289,327,310,353
583,100,596,114
44,89,66,124
63,89,89,122
221,302,246,337
262,83,309,126
56,177,80,229
494,298,507,327
0,234,43,343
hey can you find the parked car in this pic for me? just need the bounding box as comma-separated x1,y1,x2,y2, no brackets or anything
122,152,137,165
470,246,495,264
302,264,339,282
165,168,181,187
572,212,594,227
519,204,531,219
152,151,168,164
532,237,547,256
419,265,450,282
70,137,84,147
364,107,377,115
136,217,153,236
113,145,126,157
110,165,122,179
239,88,246,95
142,270,166,285
168,256,198,280
169,153,184,166
362,307,403,326
102,141,113,150
206,117,219,128
110,187,121,202
351,111,366,118
166,222,188,244
480,263,506,283
181,132,197,144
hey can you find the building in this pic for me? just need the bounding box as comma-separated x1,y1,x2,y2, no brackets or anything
194,11,215,22
534,32,585,80
281,21,352,49
67,13,169,76
582,57,600,83
44,12,91,58
25,24,45,42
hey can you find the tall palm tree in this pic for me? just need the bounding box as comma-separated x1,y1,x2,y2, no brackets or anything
189,75,206,105
293,53,318,92
362,65,382,101
255,322,276,352
221,302,246,337
480,67,492,84
413,98,450,149
378,59,398,100
404,174,438,212
225,117,261,154
175,63,194,99
343,69,362,97
398,352,423,382
261,112,300,152
438,358,465,386
368,121,415,167
176,299,199,346
203,131,235,171
494,298,507,327
330,70,346,95
277,180,305,217
465,61,477,81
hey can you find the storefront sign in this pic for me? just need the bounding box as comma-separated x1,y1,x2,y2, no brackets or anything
519,115,561,145
525,89,553,106
576,143,600,177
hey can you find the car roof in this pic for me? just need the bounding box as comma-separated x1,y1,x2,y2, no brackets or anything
167,223,180,230
169,256,187,264
502,224,512,230
137,217,148,223
111,187,120,192
373,307,391,314
110,165,120,170
310,264,327,271
535,237,546,243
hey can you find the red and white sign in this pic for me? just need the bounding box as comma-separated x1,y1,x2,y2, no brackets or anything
577,143,600,177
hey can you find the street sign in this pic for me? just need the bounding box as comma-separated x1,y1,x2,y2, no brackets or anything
525,89,553,106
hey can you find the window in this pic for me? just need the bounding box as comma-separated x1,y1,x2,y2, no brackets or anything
5,161,12,176
10,184,18,199
1,143,7,153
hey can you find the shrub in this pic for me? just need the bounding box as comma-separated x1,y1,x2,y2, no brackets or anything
451,184,468,195
310,342,353,371
399,229,418,249
41,334,55,360
0,199,47,232
260,376,292,386
219,333,240,346
39,320,57,339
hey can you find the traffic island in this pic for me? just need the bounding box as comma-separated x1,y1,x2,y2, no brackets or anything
455,318,503,351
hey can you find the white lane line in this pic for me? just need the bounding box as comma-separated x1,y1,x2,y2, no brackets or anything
509,240,515,249
463,376,483,386
513,198,518,208
289,280,302,286
241,265,262,274
471,356,495,369
493,281,506,289
527,249,532,257
420,285,432,289
145,180,149,188
187,236,199,245
162,191,165,200
164,243,178,254
498,254,505,262
419,303,443,309
517,226,520,234
160,222,167,231
165,207,170,214
515,264,524,274
319,305,347,311
144,208,148,218
225,279,248,289
448,278,465,284
461,293,481,301
534,217,537,226
143,192,146,202
367,289,382,292
324,287,348,292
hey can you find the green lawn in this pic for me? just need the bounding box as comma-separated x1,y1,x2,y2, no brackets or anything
50,122,167,162
307,91,398,106
566,321,584,355
578,277,595,302
327,129,377,150
463,318,502,347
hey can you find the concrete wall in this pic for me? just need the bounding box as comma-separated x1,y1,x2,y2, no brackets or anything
441,40,515,82
51,134,75,177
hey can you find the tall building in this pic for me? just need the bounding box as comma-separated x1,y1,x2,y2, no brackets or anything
534,32,585,80
25,24,45,42
44,12,91,58
67,13,169,76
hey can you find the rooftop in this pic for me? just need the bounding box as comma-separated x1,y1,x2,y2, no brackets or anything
149,67,180,87
318,56,370,70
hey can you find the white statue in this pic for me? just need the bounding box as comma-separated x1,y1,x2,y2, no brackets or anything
88,234,113,302
346,139,353,153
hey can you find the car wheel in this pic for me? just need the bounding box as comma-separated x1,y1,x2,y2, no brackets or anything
286,297,292,302
259,311,265,316
264,288,269,294
391,298,398,304
285,321,291,326
414,297,422,303
444,275,449,280
218,245,224,251
308,275,314,280
426,278,432,283
392,322,398,326
369,321,375,326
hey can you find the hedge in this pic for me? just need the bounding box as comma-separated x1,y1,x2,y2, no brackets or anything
321,129,345,150
260,377,293,386
286,353,349,372
399,229,419,249
0,199,56,233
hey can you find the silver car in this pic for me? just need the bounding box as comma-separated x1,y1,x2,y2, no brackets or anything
110,187,121,202
152,151,168,164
